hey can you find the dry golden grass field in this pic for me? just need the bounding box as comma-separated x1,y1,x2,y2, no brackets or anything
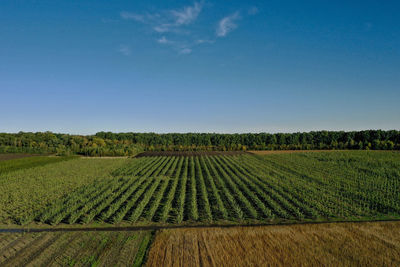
146,221,400,267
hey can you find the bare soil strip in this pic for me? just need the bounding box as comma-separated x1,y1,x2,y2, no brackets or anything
1,218,399,234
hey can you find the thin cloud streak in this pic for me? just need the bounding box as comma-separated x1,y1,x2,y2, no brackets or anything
157,36,172,44
195,39,215,44
171,2,202,26
216,12,240,37
120,3,250,54
121,2,202,33
118,45,131,56
154,25,170,33
179,48,192,54
120,2,204,54
120,12,145,22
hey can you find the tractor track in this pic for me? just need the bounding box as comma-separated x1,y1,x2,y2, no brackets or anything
1,218,399,234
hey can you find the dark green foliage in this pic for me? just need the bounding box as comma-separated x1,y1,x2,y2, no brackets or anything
0,155,76,174
0,130,399,155
0,132,144,156
133,231,155,267
95,130,400,151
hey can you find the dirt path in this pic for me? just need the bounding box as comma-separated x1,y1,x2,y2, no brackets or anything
1,218,399,233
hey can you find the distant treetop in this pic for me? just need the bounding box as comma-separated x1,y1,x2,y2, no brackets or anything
0,130,398,156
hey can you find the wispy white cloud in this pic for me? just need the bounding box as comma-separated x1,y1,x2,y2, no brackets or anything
118,45,132,56
158,37,192,55
121,2,252,55
179,48,192,54
120,2,204,55
120,11,164,28
154,25,170,33
121,2,202,33
216,12,240,37
152,2,202,33
195,39,215,44
120,12,145,22
248,6,259,15
157,36,172,44
171,2,202,26
153,24,186,34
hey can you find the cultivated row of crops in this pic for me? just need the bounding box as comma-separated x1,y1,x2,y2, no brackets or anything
0,157,126,225
258,152,400,216
0,231,152,266
33,152,400,225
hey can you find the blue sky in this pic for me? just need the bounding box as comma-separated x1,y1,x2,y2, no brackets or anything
1,0,399,134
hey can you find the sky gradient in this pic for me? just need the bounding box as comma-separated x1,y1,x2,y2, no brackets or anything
1,0,399,134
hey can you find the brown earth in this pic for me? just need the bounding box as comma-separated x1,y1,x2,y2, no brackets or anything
146,221,400,267
135,151,248,157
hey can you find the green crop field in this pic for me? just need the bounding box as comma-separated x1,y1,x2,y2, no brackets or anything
0,157,127,224
1,151,397,226
0,150,399,266
0,155,76,175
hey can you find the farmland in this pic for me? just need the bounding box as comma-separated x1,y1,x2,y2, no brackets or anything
0,157,127,224
0,230,152,266
146,221,400,266
3,1,399,265
0,153,41,161
0,155,76,175
0,150,399,266
35,151,400,225
0,151,399,226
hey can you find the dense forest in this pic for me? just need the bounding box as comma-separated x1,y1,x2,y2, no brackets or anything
0,132,142,156
0,130,399,156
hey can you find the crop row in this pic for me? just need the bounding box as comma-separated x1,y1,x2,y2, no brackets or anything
33,153,400,225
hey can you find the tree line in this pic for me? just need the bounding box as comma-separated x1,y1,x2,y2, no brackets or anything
0,132,143,156
0,130,399,156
